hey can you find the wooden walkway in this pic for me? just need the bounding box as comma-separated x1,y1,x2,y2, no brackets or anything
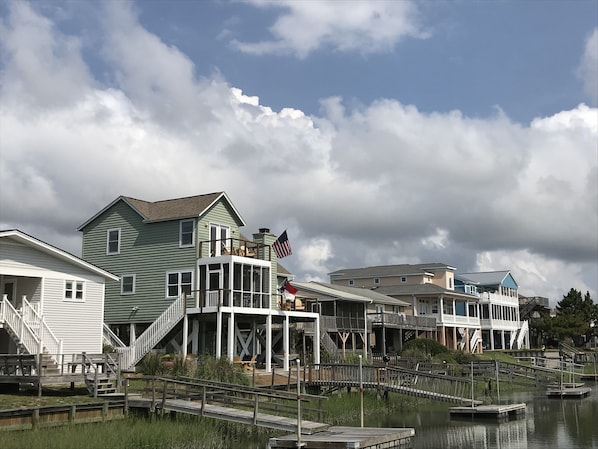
126,376,330,434
129,397,330,434
307,364,483,406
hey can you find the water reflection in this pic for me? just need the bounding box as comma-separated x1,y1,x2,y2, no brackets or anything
361,386,598,449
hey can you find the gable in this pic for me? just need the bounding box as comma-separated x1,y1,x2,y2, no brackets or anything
0,230,118,281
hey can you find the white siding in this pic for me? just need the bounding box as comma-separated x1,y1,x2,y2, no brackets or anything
1,239,110,355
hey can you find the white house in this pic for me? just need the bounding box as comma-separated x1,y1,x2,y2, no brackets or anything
0,230,119,362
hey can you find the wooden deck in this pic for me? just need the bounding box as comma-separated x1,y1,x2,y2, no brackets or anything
268,426,415,448
449,403,527,420
546,384,592,398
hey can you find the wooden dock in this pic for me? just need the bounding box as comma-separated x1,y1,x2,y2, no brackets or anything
546,383,592,398
268,426,415,448
449,403,526,420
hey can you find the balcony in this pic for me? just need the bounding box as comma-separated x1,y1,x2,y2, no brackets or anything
368,312,437,331
197,238,272,259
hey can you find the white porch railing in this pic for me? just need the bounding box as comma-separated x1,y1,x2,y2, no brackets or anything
0,294,62,359
116,293,186,371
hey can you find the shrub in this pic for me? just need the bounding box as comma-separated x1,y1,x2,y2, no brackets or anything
401,338,449,359
194,355,248,385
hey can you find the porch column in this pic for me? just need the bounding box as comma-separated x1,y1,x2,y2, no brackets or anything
452,327,457,350
501,330,506,350
465,328,470,352
216,310,222,358
439,326,446,346
227,312,235,360
266,313,272,372
363,303,368,359
283,315,289,371
490,331,495,351
191,319,199,354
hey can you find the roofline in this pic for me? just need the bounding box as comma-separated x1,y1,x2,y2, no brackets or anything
0,229,119,281
77,196,138,231
77,192,247,230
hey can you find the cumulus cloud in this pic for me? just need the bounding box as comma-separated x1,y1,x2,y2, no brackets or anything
577,28,598,104
230,0,428,58
0,1,596,304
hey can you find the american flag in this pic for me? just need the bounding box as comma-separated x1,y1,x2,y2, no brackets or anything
273,230,292,258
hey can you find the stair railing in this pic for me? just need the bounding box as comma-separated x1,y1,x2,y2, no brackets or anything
516,320,529,349
117,293,186,370
21,297,62,360
103,323,127,349
0,295,39,354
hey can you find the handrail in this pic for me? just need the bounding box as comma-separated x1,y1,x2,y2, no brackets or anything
103,323,127,348
0,296,40,354
117,294,186,370
21,297,62,359
516,320,529,349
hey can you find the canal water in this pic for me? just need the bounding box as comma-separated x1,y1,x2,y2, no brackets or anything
252,383,598,449
362,384,598,449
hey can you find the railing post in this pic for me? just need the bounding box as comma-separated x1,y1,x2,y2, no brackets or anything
359,355,364,428
296,359,303,447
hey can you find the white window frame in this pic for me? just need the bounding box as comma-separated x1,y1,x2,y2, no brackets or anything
348,279,354,286
400,276,407,283
64,280,84,301
106,228,121,255
210,223,231,256
374,277,380,285
166,270,193,299
121,275,136,295
179,219,195,248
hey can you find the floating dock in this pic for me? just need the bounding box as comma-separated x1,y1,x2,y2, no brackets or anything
449,403,526,420
546,383,592,398
268,426,415,449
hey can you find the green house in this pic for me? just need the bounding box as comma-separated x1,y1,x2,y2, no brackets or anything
78,192,319,371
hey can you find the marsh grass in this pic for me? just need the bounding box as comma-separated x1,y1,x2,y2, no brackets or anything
0,413,277,449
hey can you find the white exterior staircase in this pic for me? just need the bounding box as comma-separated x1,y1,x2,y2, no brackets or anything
107,293,186,371
0,295,62,365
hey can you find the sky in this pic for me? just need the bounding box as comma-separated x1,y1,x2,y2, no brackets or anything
0,0,597,306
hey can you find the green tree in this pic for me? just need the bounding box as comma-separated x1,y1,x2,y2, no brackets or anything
550,289,598,345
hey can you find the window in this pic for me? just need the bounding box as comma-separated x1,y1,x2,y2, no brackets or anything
121,275,136,295
179,220,195,247
348,279,354,286
400,276,407,283
374,278,380,285
106,228,121,254
166,271,193,298
65,280,84,301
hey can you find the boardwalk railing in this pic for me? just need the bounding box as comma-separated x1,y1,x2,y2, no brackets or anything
125,376,329,433
308,363,481,405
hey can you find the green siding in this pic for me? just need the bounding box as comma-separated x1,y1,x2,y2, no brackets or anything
81,197,269,325
82,200,196,324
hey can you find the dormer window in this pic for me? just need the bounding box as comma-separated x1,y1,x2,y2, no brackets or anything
180,219,195,247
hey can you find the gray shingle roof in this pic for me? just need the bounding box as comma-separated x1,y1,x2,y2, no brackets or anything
328,263,456,279
123,192,224,222
457,271,510,286
372,283,478,300
78,192,246,230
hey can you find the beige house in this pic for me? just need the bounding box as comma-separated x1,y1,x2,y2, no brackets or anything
329,263,483,353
